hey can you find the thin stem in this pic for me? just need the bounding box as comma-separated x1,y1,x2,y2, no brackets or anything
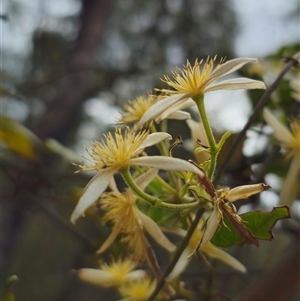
120,167,201,211
144,237,173,299
147,208,205,301
193,94,218,179
213,57,298,186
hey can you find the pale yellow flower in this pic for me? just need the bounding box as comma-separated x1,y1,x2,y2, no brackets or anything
118,277,156,301
263,108,300,206
71,128,205,223
138,57,266,125
119,94,190,124
97,169,176,260
75,258,145,287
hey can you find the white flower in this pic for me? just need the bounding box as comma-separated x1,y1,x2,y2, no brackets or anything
75,258,145,287
71,128,204,223
97,169,176,260
263,108,300,206
138,57,266,125
119,94,191,125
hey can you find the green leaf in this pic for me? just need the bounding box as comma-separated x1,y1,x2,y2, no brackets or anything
211,206,290,248
3,275,19,301
0,116,42,160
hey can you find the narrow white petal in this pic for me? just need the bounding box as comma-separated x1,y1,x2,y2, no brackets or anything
162,110,191,120
108,176,119,193
156,98,194,122
129,156,204,178
197,208,220,249
126,270,147,281
138,210,176,252
138,93,187,126
206,78,266,92
167,248,191,281
186,119,209,146
263,108,294,145
210,58,258,81
96,229,119,254
202,242,246,273
227,183,270,202
137,132,171,152
279,157,300,207
76,268,113,286
135,168,159,190
70,168,116,224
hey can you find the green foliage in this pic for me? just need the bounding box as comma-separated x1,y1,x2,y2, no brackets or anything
211,206,290,248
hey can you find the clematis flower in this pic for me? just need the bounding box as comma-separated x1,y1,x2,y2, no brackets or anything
138,57,266,125
97,168,176,260
119,93,190,125
191,183,271,255
167,222,246,281
263,108,300,207
71,127,204,223
118,277,156,301
74,258,146,287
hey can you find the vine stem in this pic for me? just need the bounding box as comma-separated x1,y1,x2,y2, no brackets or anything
213,57,299,186
120,167,200,210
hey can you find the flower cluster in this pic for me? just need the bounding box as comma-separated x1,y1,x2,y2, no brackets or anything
70,56,284,300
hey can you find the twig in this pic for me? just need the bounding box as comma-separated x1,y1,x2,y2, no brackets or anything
213,57,298,186
148,208,205,301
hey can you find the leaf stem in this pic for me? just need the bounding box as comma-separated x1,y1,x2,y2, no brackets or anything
193,94,217,179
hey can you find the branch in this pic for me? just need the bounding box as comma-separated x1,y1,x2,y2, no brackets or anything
214,57,298,185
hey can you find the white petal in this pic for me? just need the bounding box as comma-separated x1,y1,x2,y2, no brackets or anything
135,168,159,190
108,176,119,193
263,108,294,145
76,268,113,286
96,229,119,254
129,156,204,178
202,242,246,273
70,168,116,224
279,157,300,207
197,208,220,249
162,110,191,120
138,93,187,126
227,183,270,202
186,119,209,146
126,270,147,281
210,58,258,81
167,248,191,281
156,98,194,122
138,210,176,252
136,132,171,153
206,78,266,92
